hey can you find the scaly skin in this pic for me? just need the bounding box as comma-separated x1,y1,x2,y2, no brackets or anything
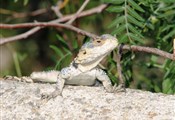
5,34,125,99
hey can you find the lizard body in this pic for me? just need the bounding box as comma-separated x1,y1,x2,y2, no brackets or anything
5,34,124,99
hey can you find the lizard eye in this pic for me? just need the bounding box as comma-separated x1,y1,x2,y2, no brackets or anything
93,39,105,46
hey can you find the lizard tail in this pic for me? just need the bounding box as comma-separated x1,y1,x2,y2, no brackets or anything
30,70,59,83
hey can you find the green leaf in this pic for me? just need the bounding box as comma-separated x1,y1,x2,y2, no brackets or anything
151,55,158,63
164,69,170,79
62,53,72,65
108,16,125,28
127,15,144,28
13,52,22,77
112,24,126,34
128,23,144,38
106,6,124,13
129,33,143,43
161,25,174,32
23,0,28,5
50,45,64,57
127,6,145,21
162,78,173,93
63,47,72,54
128,0,145,12
56,34,70,50
159,4,175,11
55,52,71,70
146,23,154,30
18,53,27,61
154,85,161,92
72,40,78,49
158,10,175,18
163,29,175,40
160,0,175,3
119,34,128,43
102,0,124,4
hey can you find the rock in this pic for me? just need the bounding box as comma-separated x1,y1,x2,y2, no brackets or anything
0,80,175,120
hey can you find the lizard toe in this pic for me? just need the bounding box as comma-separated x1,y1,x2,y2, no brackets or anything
114,84,126,93
41,91,62,100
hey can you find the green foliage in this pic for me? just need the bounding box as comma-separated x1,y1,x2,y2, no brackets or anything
103,0,175,94
162,60,175,94
1,0,175,94
14,0,29,5
50,34,75,70
104,0,145,44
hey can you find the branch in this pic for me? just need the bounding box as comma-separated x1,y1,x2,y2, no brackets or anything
1,21,174,61
0,8,48,18
67,0,90,24
0,22,98,45
0,22,174,61
0,27,41,45
50,4,107,23
0,4,107,45
122,45,175,61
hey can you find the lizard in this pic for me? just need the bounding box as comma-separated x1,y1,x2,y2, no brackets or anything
4,34,125,99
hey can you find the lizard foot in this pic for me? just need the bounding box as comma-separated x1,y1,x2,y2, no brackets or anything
41,90,62,100
113,83,126,92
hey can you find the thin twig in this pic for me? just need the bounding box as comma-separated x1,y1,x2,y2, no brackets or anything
0,27,41,45
67,0,90,24
51,0,69,18
51,6,63,17
116,44,125,87
122,45,175,61
0,4,107,45
0,8,48,18
52,4,107,23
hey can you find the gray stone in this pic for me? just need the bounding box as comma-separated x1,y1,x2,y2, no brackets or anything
0,80,175,120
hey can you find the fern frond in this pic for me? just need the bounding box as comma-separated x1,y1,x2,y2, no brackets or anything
104,0,146,44
108,16,125,28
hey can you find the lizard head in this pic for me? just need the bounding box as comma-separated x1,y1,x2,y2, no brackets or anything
74,34,119,72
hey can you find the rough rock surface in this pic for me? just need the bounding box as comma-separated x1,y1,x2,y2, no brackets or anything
0,79,175,120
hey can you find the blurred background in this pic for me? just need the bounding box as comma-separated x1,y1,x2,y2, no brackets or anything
0,0,175,94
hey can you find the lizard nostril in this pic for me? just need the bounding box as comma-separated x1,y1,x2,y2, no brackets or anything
83,51,86,54
97,40,101,43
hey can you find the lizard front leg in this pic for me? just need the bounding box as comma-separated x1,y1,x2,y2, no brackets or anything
41,75,65,99
95,68,125,93
41,67,71,99
95,68,115,92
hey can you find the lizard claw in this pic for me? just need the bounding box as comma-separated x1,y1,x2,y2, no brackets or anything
113,83,126,92
41,90,62,100
41,93,52,100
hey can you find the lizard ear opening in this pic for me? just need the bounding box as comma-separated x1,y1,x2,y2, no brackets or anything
83,51,86,54
96,40,101,43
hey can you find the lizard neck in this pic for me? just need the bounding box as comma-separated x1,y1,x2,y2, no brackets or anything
72,56,105,72
70,60,96,73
